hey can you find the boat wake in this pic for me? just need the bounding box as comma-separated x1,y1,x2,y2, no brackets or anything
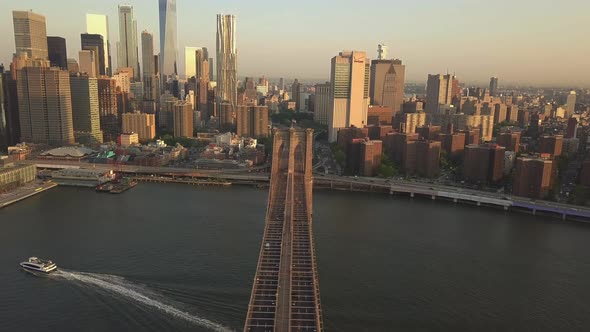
53,269,231,332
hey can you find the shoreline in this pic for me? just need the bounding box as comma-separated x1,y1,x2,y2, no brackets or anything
0,182,58,209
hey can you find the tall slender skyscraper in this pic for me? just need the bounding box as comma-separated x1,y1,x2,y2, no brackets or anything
117,5,139,81
195,48,210,81
47,36,67,69
566,91,577,118
216,14,237,108
12,11,48,60
328,51,370,142
86,14,111,76
159,0,178,78
141,31,157,102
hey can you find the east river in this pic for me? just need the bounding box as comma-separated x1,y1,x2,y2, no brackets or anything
2,183,590,331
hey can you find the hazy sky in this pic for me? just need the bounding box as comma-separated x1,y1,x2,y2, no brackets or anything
1,0,589,86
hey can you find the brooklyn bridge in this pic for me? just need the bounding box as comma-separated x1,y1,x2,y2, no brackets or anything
244,128,323,331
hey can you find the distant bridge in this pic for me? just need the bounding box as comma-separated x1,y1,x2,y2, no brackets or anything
244,128,323,331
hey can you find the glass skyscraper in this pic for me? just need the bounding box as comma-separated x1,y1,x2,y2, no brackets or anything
117,5,139,81
159,0,178,79
86,14,111,76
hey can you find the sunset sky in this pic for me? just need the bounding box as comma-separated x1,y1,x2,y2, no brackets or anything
1,0,589,86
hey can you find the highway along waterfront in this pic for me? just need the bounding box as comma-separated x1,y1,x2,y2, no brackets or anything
2,184,590,331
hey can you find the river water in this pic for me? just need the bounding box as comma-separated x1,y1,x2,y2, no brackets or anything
1,183,590,331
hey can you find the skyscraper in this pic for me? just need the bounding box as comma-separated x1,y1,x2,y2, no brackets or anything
78,50,97,78
195,48,210,81
489,77,499,97
97,78,119,142
566,91,577,118
70,75,103,144
17,65,75,145
426,74,453,113
370,53,405,116
291,79,301,111
159,0,178,78
81,34,105,76
184,47,200,79
216,14,237,107
47,36,67,69
328,51,370,142
117,5,139,81
12,11,48,60
141,31,157,101
86,14,111,76
314,82,331,125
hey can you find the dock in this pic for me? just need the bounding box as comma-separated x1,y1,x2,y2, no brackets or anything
134,176,232,187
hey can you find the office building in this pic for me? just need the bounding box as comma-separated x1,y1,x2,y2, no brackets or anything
370,56,405,115
497,131,521,153
538,135,564,157
566,91,577,118
489,77,499,97
122,112,156,142
237,105,269,138
141,31,158,101
67,58,79,74
97,78,119,141
159,0,178,78
216,14,238,107
86,14,111,76
70,75,103,144
78,50,97,78
292,79,301,111
81,33,105,76
17,65,75,145
113,72,131,93
464,144,505,183
513,155,555,199
0,164,36,192
195,48,210,80
328,51,370,142
47,36,67,69
12,11,48,60
360,139,383,177
173,101,193,137
117,5,139,80
159,92,177,130
0,67,21,148
426,74,452,113
314,82,331,125
184,47,199,79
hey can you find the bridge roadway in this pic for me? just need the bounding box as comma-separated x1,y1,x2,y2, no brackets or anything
28,159,590,220
244,128,323,332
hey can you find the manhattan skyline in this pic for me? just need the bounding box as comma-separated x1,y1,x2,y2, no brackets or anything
1,0,589,86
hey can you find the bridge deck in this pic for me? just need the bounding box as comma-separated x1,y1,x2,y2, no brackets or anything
245,128,323,332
